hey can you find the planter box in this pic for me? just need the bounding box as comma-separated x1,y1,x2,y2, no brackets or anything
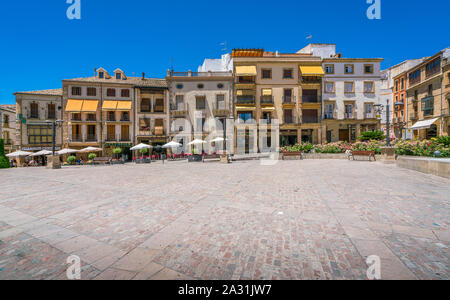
188,154,203,162
282,152,303,160
397,156,450,179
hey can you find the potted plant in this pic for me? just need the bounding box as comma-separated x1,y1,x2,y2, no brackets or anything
112,148,124,164
88,153,97,165
67,155,76,165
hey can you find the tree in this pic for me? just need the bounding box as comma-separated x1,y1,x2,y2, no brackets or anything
358,130,386,141
0,139,10,168
113,148,122,159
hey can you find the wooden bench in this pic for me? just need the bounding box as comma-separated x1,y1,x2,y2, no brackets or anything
93,157,112,165
349,151,376,161
282,152,303,160
202,154,221,162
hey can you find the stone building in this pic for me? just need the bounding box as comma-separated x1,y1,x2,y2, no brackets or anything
232,48,324,153
299,44,384,143
0,104,17,154
406,48,450,139
14,89,63,153
166,69,233,154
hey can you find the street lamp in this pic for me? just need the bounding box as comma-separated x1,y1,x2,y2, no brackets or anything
374,99,391,147
45,119,63,156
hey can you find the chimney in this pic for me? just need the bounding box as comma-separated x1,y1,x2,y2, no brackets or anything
142,72,145,79
94,68,97,76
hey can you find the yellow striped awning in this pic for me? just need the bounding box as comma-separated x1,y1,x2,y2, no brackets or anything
81,100,98,112
116,101,132,111
236,66,257,76
299,66,325,76
65,100,83,112
102,101,118,110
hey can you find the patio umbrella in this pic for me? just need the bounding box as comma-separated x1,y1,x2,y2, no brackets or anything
79,146,103,153
57,148,79,155
187,139,206,145
6,150,33,157
29,150,52,156
210,137,225,143
130,143,152,151
162,141,182,148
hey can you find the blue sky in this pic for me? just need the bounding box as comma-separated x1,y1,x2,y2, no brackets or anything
1,0,449,104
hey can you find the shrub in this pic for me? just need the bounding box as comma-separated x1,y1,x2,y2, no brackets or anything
435,136,450,146
67,155,76,164
88,153,97,160
358,130,386,141
0,139,10,168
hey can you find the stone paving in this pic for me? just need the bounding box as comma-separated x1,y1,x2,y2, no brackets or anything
0,159,448,280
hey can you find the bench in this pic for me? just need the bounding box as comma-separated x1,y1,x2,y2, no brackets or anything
93,157,112,165
202,154,221,162
349,151,376,161
282,152,303,160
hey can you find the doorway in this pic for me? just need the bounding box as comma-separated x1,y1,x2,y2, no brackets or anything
339,129,349,142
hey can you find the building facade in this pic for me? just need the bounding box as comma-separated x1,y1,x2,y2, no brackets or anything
166,70,233,154
14,89,63,153
0,104,17,154
232,48,324,154
406,48,450,139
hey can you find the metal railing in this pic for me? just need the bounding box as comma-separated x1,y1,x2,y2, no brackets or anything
302,95,318,103
70,134,82,142
236,96,255,105
344,113,354,119
323,113,334,120
260,96,273,104
86,134,97,142
283,96,295,104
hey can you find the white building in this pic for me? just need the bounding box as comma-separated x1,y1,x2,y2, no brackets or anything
0,104,17,154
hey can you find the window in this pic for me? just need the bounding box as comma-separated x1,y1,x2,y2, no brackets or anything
116,73,121,80
325,64,334,74
139,118,150,131
197,84,204,89
262,112,271,123
176,84,183,89
302,109,318,124
30,102,39,118
364,64,374,74
302,89,317,103
344,82,354,93
107,111,115,121
428,84,433,96
99,72,104,79
395,80,399,92
426,58,441,77
216,94,225,110
283,69,293,79
400,78,404,90
324,104,334,119
140,98,150,112
86,113,96,121
47,104,56,119
324,82,334,93
284,89,293,103
28,125,52,144
87,87,97,96
175,95,184,110
409,69,421,85
107,88,116,97
284,109,293,124
196,118,205,132
217,83,224,89
72,87,82,96
345,64,354,74
364,82,374,93
154,99,164,112
121,89,130,98
196,96,206,110
121,111,130,121
421,96,434,116
86,125,96,141
72,113,81,121
261,69,272,79
3,115,9,126
414,90,418,100
365,103,374,118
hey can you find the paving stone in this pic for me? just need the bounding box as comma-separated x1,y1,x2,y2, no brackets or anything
94,268,136,280
112,248,160,272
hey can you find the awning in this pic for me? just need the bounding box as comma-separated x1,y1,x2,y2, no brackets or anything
236,66,257,76
261,107,275,111
299,66,325,76
262,89,272,96
236,106,256,111
411,118,439,130
81,100,98,112
102,101,118,110
236,90,255,96
65,100,83,112
116,101,132,110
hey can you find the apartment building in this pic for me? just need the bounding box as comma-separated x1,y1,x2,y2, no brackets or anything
0,104,17,154
14,89,63,153
407,48,450,139
166,69,233,154
232,48,324,153
62,68,167,159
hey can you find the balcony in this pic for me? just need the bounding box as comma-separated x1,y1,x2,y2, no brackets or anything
106,135,117,142
410,113,418,120
70,134,83,142
283,96,295,104
344,113,354,120
236,96,255,105
28,113,39,119
300,76,322,84
284,117,295,124
106,116,116,122
71,115,82,121
365,113,375,119
394,101,404,106
47,113,56,120
120,116,131,122
153,106,165,113
86,116,97,122
86,134,97,142
120,135,131,142
302,116,319,124
213,108,229,117
302,95,319,103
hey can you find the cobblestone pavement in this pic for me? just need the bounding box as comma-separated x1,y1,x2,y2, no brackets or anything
0,160,448,280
